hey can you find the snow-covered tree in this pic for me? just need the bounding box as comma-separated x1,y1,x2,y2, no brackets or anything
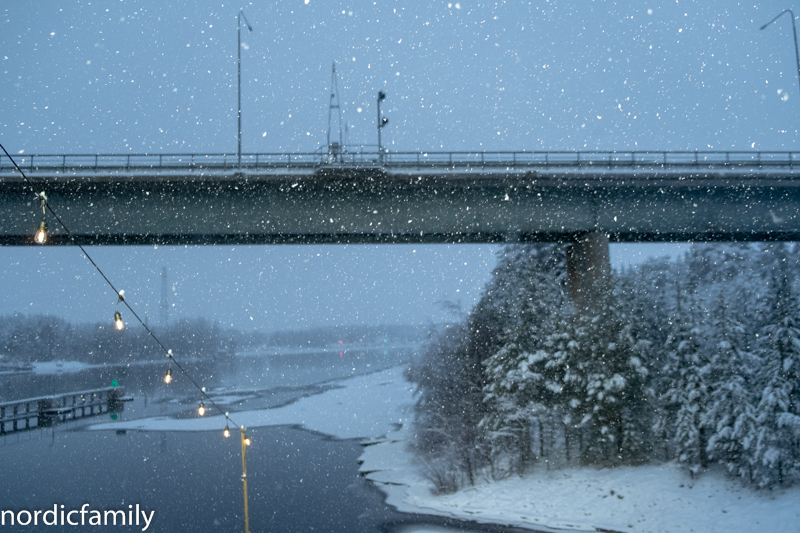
703,292,759,481
752,244,800,487
661,288,709,473
541,277,651,467
408,242,800,491
480,244,568,475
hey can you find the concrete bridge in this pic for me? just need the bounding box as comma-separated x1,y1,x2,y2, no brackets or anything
2,150,799,311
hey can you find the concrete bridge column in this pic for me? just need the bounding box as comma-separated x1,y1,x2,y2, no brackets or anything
566,232,611,315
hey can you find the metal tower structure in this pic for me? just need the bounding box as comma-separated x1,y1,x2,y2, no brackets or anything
326,62,344,160
160,267,169,327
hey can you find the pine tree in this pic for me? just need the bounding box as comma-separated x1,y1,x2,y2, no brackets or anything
613,275,654,463
482,323,537,476
480,244,568,475
661,288,709,473
752,244,800,487
703,292,759,481
551,283,651,467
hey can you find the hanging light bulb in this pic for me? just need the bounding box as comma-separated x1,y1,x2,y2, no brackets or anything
164,367,173,384
198,401,205,416
113,291,125,331
224,425,231,438
35,220,47,244
244,435,252,446
34,192,48,244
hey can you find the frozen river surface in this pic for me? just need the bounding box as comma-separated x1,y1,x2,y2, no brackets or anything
0,349,532,533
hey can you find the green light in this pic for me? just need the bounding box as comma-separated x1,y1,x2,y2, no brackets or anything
111,379,119,387
110,413,118,420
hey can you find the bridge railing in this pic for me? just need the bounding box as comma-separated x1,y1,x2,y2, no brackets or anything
2,150,799,174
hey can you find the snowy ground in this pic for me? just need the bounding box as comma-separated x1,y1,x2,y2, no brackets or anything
91,366,414,440
363,424,800,533
91,365,799,533
359,399,800,533
31,358,194,375
235,342,421,358
32,360,92,374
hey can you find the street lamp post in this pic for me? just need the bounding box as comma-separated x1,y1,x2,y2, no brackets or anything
377,90,388,165
238,10,253,170
761,9,800,97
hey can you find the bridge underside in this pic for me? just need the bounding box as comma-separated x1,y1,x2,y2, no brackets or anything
1,167,799,246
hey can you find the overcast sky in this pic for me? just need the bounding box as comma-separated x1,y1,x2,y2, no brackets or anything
3,1,800,152
0,1,789,330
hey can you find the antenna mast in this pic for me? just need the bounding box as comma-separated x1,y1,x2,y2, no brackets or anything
160,267,169,327
327,62,344,160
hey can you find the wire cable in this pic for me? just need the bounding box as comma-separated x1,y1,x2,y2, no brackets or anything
1,142,243,430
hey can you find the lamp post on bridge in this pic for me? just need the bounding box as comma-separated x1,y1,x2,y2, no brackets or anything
377,90,389,165
761,9,800,98
238,10,253,170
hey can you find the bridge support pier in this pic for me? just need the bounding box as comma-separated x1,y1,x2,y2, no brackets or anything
566,232,611,315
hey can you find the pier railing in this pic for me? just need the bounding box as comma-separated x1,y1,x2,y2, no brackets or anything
0,387,126,434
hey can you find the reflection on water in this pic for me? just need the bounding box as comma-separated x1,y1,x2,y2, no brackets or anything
1,424,396,532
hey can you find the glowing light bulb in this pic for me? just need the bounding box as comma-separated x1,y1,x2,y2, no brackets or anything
224,426,231,438
114,310,124,331
198,401,205,416
35,220,47,244
244,436,251,446
164,367,173,384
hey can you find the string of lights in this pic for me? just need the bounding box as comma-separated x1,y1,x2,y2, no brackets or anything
0,143,249,443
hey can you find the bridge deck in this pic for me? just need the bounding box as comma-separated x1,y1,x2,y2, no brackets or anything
3,150,800,177
2,151,800,245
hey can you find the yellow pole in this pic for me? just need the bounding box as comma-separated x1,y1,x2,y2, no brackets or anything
240,427,250,533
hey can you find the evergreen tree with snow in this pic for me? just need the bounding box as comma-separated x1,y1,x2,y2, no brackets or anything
482,321,537,476
481,244,568,475
613,275,655,463
752,244,800,487
702,292,759,481
661,286,709,473
553,284,651,466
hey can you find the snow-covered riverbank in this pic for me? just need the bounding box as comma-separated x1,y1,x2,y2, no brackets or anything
91,365,414,439
92,366,800,533
361,422,800,533
357,376,800,533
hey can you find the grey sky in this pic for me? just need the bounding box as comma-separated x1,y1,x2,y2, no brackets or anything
3,1,798,153
0,1,788,330
0,244,499,331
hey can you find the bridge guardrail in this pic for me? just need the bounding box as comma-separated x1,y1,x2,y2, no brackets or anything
2,150,799,174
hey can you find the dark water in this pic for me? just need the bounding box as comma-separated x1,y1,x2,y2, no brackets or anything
0,349,535,533
0,423,394,532
0,346,409,403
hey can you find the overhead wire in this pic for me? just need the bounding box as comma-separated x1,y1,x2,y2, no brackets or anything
0,142,244,433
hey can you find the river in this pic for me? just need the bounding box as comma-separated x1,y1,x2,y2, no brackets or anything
0,347,534,533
